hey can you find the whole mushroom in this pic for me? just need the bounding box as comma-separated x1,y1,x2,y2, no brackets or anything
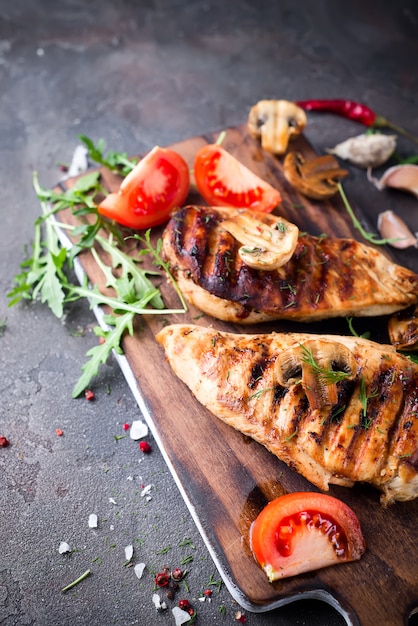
248,100,307,155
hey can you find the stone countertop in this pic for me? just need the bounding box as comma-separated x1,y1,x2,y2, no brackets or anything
1,1,417,625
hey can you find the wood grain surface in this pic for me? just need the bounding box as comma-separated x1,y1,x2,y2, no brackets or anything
58,125,418,626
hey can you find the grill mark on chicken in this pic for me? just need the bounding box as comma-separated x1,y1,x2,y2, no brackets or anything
163,206,418,323
156,324,418,505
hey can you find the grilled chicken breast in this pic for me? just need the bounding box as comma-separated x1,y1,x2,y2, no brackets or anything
162,205,418,324
156,324,418,506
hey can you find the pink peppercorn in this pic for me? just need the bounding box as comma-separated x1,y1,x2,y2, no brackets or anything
178,599,191,611
171,567,183,581
155,572,170,587
139,441,152,454
122,423,130,431
55,429,64,437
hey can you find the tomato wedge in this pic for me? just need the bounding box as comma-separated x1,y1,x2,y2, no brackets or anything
194,144,281,212
250,492,365,582
98,146,190,229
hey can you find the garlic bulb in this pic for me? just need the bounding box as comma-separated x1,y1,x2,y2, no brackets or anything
327,133,397,168
377,210,418,249
370,164,418,198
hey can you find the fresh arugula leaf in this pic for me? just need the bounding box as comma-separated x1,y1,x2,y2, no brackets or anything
96,234,164,309
405,352,418,364
8,175,70,317
78,135,138,176
10,139,187,397
134,230,188,311
71,312,134,398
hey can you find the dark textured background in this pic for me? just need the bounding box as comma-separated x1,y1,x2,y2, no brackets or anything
1,1,417,625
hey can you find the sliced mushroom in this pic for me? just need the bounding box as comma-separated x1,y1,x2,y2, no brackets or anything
284,152,349,200
388,304,418,352
248,100,307,155
275,339,357,410
222,211,299,270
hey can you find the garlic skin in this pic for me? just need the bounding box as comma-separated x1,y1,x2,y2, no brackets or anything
377,210,418,249
327,133,397,168
371,164,418,198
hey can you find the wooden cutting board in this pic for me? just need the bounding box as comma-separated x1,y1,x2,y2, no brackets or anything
57,125,418,626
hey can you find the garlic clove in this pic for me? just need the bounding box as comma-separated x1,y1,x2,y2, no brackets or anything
377,210,418,249
371,164,418,198
327,133,397,168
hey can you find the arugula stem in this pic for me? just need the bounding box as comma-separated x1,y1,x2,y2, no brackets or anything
61,569,91,593
337,183,399,246
133,231,188,311
68,283,184,315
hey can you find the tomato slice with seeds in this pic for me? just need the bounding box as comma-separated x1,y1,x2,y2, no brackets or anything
98,146,190,230
250,492,365,582
194,144,281,212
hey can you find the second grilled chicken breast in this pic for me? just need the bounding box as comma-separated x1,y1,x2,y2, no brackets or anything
156,323,418,506
162,206,418,324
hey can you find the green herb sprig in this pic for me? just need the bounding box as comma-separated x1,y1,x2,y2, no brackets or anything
300,344,351,385
78,135,138,176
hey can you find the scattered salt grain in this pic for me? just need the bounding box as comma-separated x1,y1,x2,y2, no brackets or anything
66,145,89,178
109,497,117,505
124,544,134,562
58,542,71,554
152,593,167,611
141,484,153,501
172,606,192,625
130,420,148,441
134,563,146,579
88,514,98,528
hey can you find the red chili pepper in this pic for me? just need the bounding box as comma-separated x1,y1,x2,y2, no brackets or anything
55,429,64,437
84,389,95,401
296,99,418,144
0,436,10,448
